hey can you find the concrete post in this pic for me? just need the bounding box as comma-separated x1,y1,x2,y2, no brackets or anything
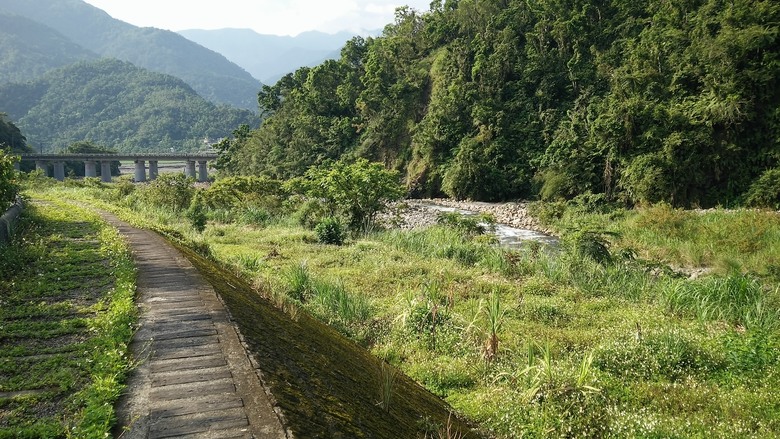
185,160,196,179
197,160,208,182
148,160,159,180
100,161,112,182
134,160,146,182
12,161,20,172
84,160,97,178
35,160,47,175
53,162,66,181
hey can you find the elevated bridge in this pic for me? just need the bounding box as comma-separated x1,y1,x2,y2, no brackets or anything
17,153,219,182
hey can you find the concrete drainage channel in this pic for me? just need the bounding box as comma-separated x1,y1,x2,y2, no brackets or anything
0,196,23,245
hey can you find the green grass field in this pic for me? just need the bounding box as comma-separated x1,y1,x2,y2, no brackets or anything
20,180,780,438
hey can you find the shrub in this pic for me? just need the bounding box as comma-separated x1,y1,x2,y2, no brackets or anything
0,151,19,208
201,175,284,210
292,198,329,229
139,173,194,211
284,262,314,302
305,158,405,229
567,230,615,265
661,274,779,331
744,168,780,209
315,216,346,245
436,211,495,237
185,192,207,233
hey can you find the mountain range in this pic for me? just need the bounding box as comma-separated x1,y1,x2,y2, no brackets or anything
0,0,261,110
178,29,360,84
0,58,257,153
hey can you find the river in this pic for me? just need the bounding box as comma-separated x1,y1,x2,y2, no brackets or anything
410,200,559,248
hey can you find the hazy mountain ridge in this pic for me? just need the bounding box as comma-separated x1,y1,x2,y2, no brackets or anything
178,28,360,84
0,0,262,110
0,12,97,84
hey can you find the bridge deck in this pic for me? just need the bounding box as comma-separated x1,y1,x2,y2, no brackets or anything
19,153,218,161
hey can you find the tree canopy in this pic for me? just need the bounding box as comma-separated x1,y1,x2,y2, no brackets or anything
219,0,780,208
0,113,30,154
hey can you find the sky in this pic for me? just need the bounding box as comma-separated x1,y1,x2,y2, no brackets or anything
82,0,433,36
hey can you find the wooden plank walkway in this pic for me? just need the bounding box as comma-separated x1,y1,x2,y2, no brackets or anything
103,213,287,439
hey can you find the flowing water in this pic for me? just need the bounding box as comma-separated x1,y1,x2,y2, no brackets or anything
417,201,559,248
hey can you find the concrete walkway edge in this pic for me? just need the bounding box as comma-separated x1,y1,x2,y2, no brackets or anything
101,211,288,439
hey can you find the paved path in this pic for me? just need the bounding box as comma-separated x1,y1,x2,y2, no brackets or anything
103,213,287,438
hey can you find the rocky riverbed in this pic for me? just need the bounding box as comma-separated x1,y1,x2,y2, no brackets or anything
386,198,554,236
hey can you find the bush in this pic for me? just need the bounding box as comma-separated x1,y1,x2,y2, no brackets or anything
315,217,346,245
238,206,271,226
0,151,19,208
744,168,780,209
139,173,194,211
292,198,329,229
305,158,404,229
201,175,284,210
567,230,614,265
185,192,207,233
436,211,495,237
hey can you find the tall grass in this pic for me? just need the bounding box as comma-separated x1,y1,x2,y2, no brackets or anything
661,274,779,331
282,261,372,334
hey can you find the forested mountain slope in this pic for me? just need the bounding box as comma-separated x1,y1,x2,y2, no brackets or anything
0,59,258,153
221,0,780,207
0,13,97,84
0,0,262,110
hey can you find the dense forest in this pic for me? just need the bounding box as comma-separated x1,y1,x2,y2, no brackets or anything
0,59,259,153
218,0,780,207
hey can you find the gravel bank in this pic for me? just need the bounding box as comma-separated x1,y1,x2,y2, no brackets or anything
388,198,553,235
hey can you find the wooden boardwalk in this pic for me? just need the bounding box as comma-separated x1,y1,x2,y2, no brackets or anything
104,213,287,439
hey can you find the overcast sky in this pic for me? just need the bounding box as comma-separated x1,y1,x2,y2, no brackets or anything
82,0,433,36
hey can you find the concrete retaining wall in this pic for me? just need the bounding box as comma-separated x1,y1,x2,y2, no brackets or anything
0,197,23,246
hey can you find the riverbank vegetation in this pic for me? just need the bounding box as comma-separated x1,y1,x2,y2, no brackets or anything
21,173,780,438
0,199,136,437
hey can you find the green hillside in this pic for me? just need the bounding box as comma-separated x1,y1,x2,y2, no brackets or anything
0,0,262,110
0,58,258,153
221,0,780,208
0,13,97,84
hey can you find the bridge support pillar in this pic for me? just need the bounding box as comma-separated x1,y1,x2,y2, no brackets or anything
100,161,112,182
53,162,65,181
185,160,196,179
35,160,47,175
84,160,97,178
13,161,20,171
197,160,208,182
134,160,146,182
148,160,159,180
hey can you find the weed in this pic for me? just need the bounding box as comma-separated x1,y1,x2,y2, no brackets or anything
378,361,397,412
315,216,346,245
235,253,264,272
661,274,779,330
310,278,372,329
482,289,506,362
425,412,464,439
284,261,314,302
